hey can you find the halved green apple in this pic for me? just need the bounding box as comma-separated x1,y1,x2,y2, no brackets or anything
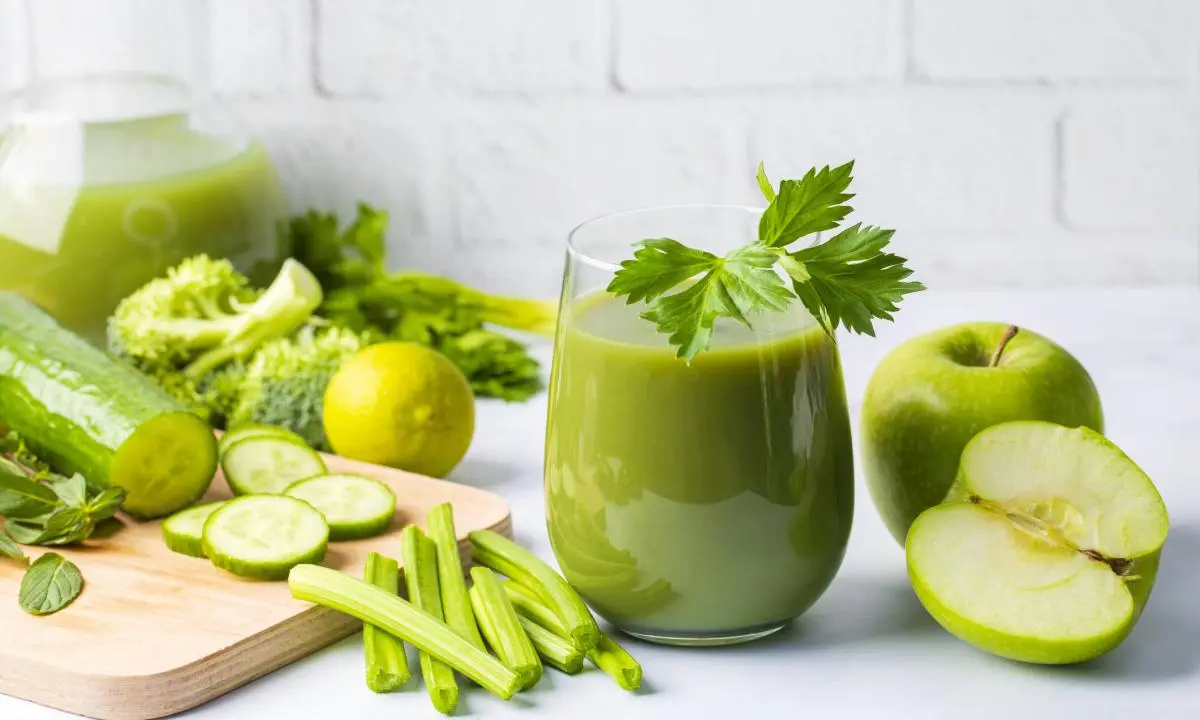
906,421,1169,664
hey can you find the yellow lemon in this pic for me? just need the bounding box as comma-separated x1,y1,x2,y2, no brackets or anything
323,342,475,478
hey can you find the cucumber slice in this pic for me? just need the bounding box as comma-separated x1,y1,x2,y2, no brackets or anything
221,436,327,496
202,496,329,580
162,501,226,558
219,424,306,457
285,474,397,541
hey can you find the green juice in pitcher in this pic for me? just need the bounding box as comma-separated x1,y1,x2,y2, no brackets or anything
545,292,854,643
0,109,287,342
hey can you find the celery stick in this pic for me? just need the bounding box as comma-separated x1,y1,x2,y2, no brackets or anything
469,530,600,651
588,634,644,691
363,552,411,693
468,567,542,690
401,525,459,714
517,615,584,674
287,565,520,701
427,503,486,650
505,581,642,691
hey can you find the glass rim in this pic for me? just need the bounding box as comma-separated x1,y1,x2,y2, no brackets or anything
0,73,191,126
566,203,764,273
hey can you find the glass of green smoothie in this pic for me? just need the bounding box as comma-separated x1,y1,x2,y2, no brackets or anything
0,1,288,342
546,205,856,646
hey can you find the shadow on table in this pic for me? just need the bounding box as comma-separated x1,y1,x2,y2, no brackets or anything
1050,520,1200,683
701,572,939,654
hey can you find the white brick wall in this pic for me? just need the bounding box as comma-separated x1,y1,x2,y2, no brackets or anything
2,0,1198,293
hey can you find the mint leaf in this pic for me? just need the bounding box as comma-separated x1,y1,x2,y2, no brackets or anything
608,239,720,304
37,507,94,546
638,242,793,362
49,473,87,508
783,223,925,336
0,472,60,519
19,552,84,616
85,487,126,522
4,516,51,544
0,528,26,564
758,162,855,248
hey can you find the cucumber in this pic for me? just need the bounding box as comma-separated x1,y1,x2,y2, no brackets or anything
285,474,397,541
202,495,329,580
219,424,306,457
221,436,327,496
0,293,218,519
162,501,226,557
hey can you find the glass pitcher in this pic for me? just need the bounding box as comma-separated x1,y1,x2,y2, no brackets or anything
0,0,288,343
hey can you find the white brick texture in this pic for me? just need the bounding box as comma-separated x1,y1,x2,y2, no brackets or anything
615,0,903,91
913,0,1200,82
751,90,1057,233
1062,94,1200,232
207,0,313,96
316,0,608,96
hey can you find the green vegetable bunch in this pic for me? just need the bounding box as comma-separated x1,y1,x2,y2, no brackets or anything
2,429,121,615
290,204,556,402
108,203,556,448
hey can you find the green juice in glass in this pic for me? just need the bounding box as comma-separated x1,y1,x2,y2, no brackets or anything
0,112,287,342
545,291,854,643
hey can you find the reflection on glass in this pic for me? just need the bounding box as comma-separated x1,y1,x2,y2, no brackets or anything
545,206,854,646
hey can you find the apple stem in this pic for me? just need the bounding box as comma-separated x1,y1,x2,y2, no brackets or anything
989,325,1020,367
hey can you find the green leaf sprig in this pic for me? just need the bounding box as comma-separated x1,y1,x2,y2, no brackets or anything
1,429,121,615
607,161,925,362
19,552,84,616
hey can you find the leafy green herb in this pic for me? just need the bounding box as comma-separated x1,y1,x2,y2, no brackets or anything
0,528,26,564
287,204,555,401
18,552,84,616
0,471,61,519
607,161,925,362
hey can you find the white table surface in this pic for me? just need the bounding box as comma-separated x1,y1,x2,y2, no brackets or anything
6,287,1200,720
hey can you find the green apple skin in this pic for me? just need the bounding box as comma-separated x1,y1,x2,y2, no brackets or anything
862,323,1104,544
907,509,1163,665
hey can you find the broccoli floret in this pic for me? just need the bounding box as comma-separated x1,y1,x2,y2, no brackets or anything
229,326,376,449
108,256,324,381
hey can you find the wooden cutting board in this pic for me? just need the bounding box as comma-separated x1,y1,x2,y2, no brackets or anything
0,451,513,720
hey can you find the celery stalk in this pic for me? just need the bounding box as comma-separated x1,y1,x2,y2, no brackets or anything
468,530,600,651
427,503,486,650
516,615,584,674
287,565,520,702
362,552,410,693
468,567,543,689
401,526,460,714
504,581,642,691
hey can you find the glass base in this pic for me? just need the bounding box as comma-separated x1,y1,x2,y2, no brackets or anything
621,621,788,647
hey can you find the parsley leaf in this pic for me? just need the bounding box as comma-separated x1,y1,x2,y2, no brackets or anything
783,223,925,336
638,242,793,361
757,161,855,248
607,161,924,360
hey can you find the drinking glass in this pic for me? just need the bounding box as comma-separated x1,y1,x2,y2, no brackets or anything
545,205,854,646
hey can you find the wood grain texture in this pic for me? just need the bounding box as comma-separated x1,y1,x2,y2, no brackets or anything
0,451,512,720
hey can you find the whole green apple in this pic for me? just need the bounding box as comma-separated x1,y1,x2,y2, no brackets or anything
862,322,1103,544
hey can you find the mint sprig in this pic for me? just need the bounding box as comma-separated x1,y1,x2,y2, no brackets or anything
607,161,925,362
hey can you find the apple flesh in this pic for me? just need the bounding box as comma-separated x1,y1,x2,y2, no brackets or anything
906,421,1169,664
863,322,1104,544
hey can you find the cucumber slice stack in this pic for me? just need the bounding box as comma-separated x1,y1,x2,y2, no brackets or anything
286,474,397,541
165,430,400,581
